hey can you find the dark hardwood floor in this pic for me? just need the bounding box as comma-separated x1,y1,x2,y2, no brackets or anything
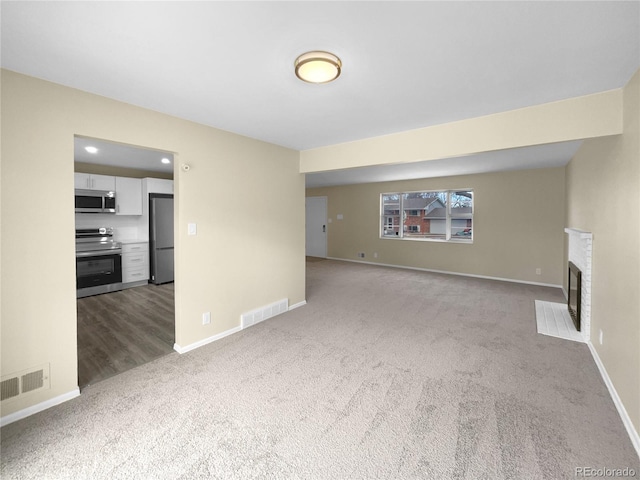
77,283,175,389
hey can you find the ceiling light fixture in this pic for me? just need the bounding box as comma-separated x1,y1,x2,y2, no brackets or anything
85,146,98,154
161,158,171,164
294,51,341,84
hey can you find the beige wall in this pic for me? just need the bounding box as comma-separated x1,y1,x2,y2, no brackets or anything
308,167,566,285
301,89,623,173
0,70,305,416
565,69,640,432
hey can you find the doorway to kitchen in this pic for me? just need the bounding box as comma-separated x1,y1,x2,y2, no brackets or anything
74,136,176,389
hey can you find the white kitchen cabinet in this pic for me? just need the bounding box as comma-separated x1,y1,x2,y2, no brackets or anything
122,242,149,287
115,177,142,215
142,178,174,230
74,173,116,191
143,177,173,195
74,173,89,189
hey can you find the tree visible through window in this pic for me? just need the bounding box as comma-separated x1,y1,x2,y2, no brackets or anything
381,190,473,242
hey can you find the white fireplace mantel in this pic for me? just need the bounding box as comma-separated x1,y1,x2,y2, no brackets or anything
564,227,593,240
564,227,593,342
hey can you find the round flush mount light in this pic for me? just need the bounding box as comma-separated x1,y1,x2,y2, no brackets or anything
85,146,98,154
161,157,171,164
295,51,342,84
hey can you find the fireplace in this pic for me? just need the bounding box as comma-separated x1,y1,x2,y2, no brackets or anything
565,228,592,340
568,261,582,331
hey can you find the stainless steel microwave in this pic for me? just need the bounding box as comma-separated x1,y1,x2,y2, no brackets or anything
75,189,116,214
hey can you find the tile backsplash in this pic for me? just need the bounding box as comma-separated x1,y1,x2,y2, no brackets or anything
75,214,148,241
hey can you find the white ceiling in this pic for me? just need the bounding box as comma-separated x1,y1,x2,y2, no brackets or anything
75,137,174,174
2,2,639,187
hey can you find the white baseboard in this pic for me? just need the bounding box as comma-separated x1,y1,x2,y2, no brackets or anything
175,301,305,354
174,326,242,354
1,388,80,427
587,341,640,459
289,300,307,311
326,257,562,289
562,287,568,300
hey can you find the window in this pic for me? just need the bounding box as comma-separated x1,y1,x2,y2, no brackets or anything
382,195,401,237
380,190,473,242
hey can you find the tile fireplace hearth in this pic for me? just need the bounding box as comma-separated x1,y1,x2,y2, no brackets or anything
535,300,585,343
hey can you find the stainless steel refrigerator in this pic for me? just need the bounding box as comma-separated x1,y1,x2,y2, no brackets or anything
149,194,174,284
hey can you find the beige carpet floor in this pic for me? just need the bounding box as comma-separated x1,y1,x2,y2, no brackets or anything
2,259,638,479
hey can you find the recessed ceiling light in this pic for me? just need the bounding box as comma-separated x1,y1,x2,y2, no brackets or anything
295,51,342,84
85,146,98,154
161,158,171,164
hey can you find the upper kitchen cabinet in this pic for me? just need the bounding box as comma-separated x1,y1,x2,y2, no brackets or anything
115,177,142,215
74,172,116,191
143,177,173,195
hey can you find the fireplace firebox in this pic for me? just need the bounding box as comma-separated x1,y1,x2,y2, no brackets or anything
568,261,582,331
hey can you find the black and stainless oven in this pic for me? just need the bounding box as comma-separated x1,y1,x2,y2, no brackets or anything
76,227,122,298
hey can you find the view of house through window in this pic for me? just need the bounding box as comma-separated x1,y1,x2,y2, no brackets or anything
381,190,473,242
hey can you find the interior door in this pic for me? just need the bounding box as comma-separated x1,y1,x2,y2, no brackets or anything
306,196,327,258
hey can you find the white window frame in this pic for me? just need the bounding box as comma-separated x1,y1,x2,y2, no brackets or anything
380,189,473,243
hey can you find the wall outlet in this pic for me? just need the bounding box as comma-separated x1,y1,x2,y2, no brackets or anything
357,252,365,258
373,252,378,258
535,268,542,275
202,312,211,325
599,329,603,345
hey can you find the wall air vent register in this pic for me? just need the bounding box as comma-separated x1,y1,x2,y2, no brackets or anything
1,364,50,402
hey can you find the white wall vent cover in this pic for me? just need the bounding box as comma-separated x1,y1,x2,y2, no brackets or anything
1,364,50,402
241,299,289,329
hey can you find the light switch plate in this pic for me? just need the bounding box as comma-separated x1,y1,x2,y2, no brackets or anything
188,223,197,235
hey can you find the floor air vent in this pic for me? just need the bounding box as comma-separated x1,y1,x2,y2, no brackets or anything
1,364,50,402
241,299,289,329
